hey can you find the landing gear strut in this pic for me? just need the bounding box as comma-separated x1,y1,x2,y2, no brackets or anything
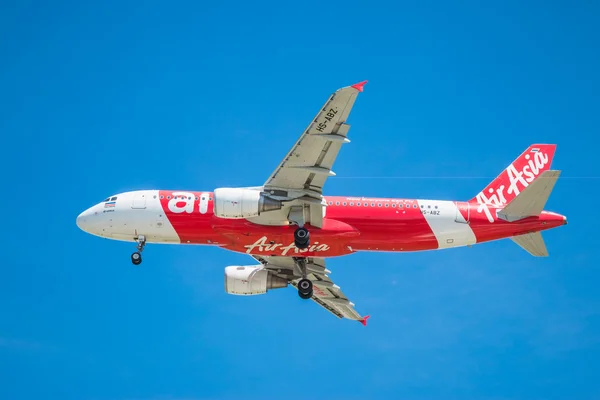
294,227,310,249
131,235,146,265
294,257,313,299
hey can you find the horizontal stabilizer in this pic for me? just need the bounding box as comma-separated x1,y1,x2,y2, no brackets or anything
498,170,561,222
510,232,548,257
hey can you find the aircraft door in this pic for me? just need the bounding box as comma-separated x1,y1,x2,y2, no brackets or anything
455,201,470,224
132,192,147,209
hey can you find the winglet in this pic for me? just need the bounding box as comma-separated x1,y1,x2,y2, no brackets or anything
359,315,370,326
351,80,368,92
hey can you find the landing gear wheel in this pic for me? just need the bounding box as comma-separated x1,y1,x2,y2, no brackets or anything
131,251,142,265
294,227,310,249
131,235,146,265
299,291,312,300
297,278,313,299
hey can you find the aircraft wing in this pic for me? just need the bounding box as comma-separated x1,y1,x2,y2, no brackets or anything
252,255,369,325
263,81,365,193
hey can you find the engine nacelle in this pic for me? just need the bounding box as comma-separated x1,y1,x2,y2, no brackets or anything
224,265,288,295
213,188,282,219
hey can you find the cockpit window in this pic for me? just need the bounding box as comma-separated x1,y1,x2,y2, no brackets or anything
103,198,110,202
110,196,117,201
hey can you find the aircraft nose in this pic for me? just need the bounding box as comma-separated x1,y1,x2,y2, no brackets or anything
76,207,96,232
76,210,88,231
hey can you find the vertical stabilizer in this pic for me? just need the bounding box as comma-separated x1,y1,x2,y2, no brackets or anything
469,144,556,222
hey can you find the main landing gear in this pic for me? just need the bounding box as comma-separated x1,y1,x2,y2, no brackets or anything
131,235,146,265
288,206,310,249
298,278,313,299
294,227,310,249
294,257,313,299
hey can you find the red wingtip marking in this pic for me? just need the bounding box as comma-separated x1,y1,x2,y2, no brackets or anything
351,80,368,92
359,315,370,326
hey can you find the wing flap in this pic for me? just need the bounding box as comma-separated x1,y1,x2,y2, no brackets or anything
263,83,365,194
249,82,365,227
253,255,366,322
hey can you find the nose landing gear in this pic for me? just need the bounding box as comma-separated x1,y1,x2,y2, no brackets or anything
131,235,146,265
131,252,142,265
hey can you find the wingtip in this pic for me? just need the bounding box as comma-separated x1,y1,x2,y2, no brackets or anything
359,315,370,326
351,80,368,92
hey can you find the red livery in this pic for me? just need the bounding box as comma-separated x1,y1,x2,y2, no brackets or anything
76,82,566,324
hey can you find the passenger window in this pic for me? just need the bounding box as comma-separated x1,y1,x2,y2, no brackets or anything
371,203,375,207
343,202,347,206
329,201,333,205
335,201,340,206
385,204,389,207
357,203,361,207
378,204,382,207
392,204,396,208
167,196,171,199
160,195,164,199
413,204,417,208
350,202,354,206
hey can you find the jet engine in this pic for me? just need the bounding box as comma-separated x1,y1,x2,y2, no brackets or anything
213,188,283,219
224,265,288,295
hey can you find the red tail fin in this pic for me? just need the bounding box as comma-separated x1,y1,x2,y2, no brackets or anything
469,144,557,208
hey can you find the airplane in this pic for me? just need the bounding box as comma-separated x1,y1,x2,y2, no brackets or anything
76,81,567,325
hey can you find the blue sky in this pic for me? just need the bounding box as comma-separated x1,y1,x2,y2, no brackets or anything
1,1,599,399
